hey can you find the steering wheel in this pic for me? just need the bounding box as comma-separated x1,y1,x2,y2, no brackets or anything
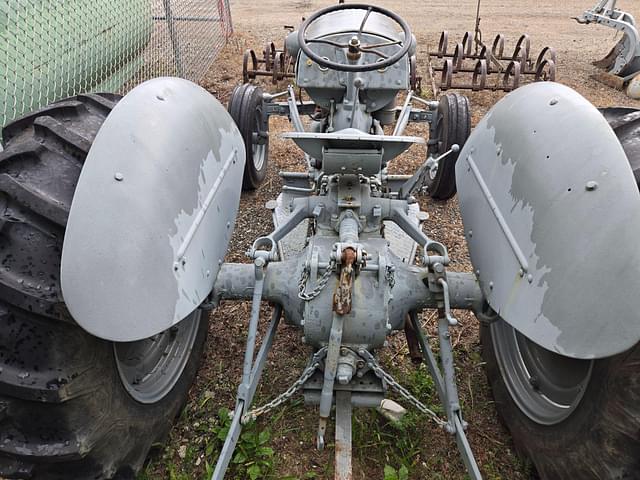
298,3,412,73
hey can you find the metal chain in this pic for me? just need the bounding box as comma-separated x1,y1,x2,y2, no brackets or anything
359,350,447,427
241,347,328,424
298,262,335,301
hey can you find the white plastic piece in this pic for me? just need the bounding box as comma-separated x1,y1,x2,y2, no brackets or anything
377,399,407,422
627,73,640,99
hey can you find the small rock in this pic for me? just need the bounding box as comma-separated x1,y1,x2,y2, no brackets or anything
178,445,187,459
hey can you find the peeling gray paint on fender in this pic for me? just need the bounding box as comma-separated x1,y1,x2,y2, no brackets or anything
456,81,640,359
61,77,245,342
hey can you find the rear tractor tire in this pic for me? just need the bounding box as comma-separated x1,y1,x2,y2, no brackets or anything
0,95,208,479
480,107,640,479
425,92,470,200
228,83,270,190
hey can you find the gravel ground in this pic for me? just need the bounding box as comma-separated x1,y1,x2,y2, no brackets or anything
145,1,640,479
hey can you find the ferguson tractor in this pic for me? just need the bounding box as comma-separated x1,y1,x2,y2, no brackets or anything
0,3,639,480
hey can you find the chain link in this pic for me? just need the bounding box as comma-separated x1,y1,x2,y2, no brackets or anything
359,350,447,427
298,262,335,301
241,347,328,424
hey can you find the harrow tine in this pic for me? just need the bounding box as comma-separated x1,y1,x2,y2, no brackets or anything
534,46,557,71
491,33,505,58
242,49,259,83
512,34,531,68
453,42,465,72
437,30,448,58
535,58,556,82
462,31,474,56
263,41,273,71
503,60,522,91
441,58,453,90
472,59,488,90
241,40,295,84
242,50,250,83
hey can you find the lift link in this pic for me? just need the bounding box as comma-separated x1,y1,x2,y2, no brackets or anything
415,262,483,480
211,257,273,480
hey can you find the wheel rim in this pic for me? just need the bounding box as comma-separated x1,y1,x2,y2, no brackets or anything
428,115,445,181
252,142,266,171
490,319,593,425
114,310,201,404
252,106,267,171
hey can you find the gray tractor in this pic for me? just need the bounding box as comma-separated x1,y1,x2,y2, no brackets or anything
0,3,639,480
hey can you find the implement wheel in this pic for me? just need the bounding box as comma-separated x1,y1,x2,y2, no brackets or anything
228,83,269,190
425,93,470,200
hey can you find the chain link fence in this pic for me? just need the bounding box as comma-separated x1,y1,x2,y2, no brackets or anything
0,0,232,128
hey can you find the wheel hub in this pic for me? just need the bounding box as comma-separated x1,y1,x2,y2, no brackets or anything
490,319,593,425
114,310,201,404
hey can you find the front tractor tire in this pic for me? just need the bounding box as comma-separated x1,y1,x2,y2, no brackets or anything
0,95,208,479
425,92,470,201
480,107,640,479
228,83,269,190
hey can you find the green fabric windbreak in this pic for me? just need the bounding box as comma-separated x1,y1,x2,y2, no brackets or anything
0,0,232,128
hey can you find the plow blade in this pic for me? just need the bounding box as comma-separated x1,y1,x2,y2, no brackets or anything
592,39,623,70
456,82,640,359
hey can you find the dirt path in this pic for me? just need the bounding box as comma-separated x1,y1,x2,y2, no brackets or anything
142,1,640,479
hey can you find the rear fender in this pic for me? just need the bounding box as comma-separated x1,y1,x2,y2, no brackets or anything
61,77,245,341
456,82,640,359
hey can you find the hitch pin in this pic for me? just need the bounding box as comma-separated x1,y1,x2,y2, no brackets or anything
438,278,458,326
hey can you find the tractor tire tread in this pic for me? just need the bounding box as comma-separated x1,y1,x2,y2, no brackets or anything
0,94,208,479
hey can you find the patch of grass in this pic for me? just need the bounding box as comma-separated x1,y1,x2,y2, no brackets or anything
202,407,275,480
384,464,409,480
138,402,276,480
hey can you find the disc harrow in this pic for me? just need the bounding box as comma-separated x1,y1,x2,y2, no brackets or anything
429,31,556,92
242,40,295,84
